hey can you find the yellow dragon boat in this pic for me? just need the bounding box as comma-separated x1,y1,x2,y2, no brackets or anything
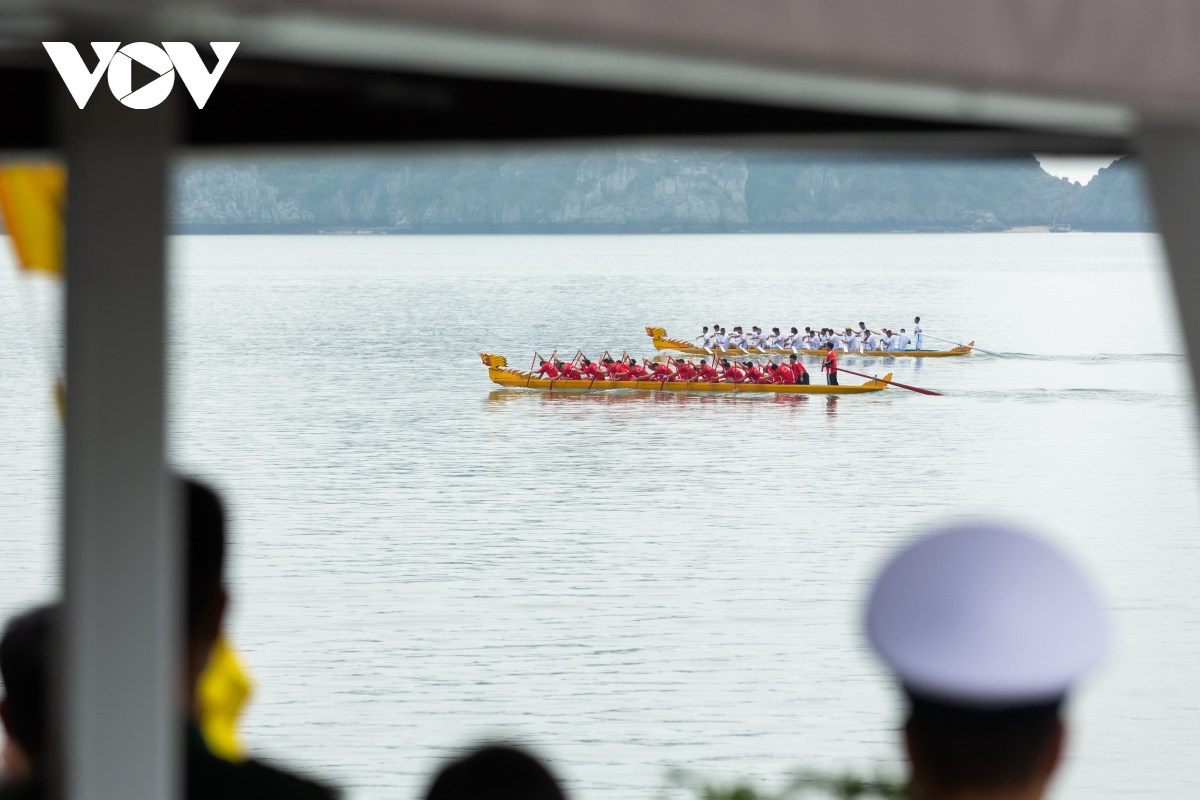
645,327,973,357
481,354,891,395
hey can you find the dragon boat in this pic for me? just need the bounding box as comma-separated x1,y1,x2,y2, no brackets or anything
480,354,891,395
645,327,973,357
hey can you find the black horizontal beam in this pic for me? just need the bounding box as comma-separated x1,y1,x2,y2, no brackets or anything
1,53,1124,151
0,66,54,149
185,57,991,146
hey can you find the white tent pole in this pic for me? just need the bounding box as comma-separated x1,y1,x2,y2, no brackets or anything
1140,123,1200,408
62,89,178,800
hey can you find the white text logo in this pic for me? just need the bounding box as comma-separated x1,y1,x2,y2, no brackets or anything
43,42,239,109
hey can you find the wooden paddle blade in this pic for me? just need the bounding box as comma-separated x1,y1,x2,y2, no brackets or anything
836,366,942,396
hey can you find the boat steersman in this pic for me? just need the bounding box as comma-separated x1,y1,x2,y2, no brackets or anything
645,327,973,357
480,354,892,395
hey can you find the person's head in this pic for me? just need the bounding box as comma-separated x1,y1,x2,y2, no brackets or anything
720,328,726,334
0,605,55,776
702,326,708,333
425,745,566,800
721,359,730,368
903,691,1064,800
915,316,921,323
825,343,833,350
581,357,591,365
772,327,780,334
866,524,1107,800
791,328,798,334
539,360,548,367
185,478,227,708
859,322,866,329
789,354,797,362
901,329,906,334
699,359,707,366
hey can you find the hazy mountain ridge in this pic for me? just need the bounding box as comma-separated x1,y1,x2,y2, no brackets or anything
171,151,1153,233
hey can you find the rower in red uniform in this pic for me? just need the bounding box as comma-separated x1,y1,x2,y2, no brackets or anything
559,360,583,380
721,359,747,383
788,354,810,385
674,359,698,381
746,361,767,383
650,361,674,381
629,361,651,380
580,357,603,380
776,361,795,384
822,343,839,386
697,359,720,382
537,359,561,379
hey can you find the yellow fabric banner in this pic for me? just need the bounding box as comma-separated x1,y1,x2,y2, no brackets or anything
197,635,254,762
0,163,65,276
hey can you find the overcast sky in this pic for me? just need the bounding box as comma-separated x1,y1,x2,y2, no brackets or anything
1034,154,1122,185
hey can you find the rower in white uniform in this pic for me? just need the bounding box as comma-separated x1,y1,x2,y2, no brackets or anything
886,330,901,351
897,329,911,350
913,316,923,350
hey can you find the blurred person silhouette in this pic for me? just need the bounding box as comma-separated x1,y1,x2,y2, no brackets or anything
425,745,566,800
0,479,337,800
0,606,54,791
181,477,337,799
865,523,1107,800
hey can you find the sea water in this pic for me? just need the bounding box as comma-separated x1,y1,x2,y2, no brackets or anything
1,233,1197,800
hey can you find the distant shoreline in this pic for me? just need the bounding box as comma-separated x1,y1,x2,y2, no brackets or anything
168,225,1150,235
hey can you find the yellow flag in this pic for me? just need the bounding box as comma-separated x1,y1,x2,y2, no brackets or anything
197,634,254,762
0,163,65,276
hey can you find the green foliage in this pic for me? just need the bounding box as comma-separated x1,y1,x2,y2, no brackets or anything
666,768,914,800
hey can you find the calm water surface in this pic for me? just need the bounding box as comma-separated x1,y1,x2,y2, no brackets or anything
1,233,1198,800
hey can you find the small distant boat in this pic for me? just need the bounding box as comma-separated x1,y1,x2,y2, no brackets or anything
1049,222,1072,233
645,328,973,358
480,354,892,395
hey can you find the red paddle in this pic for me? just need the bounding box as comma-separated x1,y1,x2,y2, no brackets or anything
836,366,943,396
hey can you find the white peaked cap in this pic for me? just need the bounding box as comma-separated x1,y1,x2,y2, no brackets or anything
866,523,1108,706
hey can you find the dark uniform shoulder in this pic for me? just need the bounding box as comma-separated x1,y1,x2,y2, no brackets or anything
0,778,40,800
187,726,338,800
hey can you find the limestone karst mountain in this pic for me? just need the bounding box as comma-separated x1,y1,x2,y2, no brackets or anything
170,151,1152,234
